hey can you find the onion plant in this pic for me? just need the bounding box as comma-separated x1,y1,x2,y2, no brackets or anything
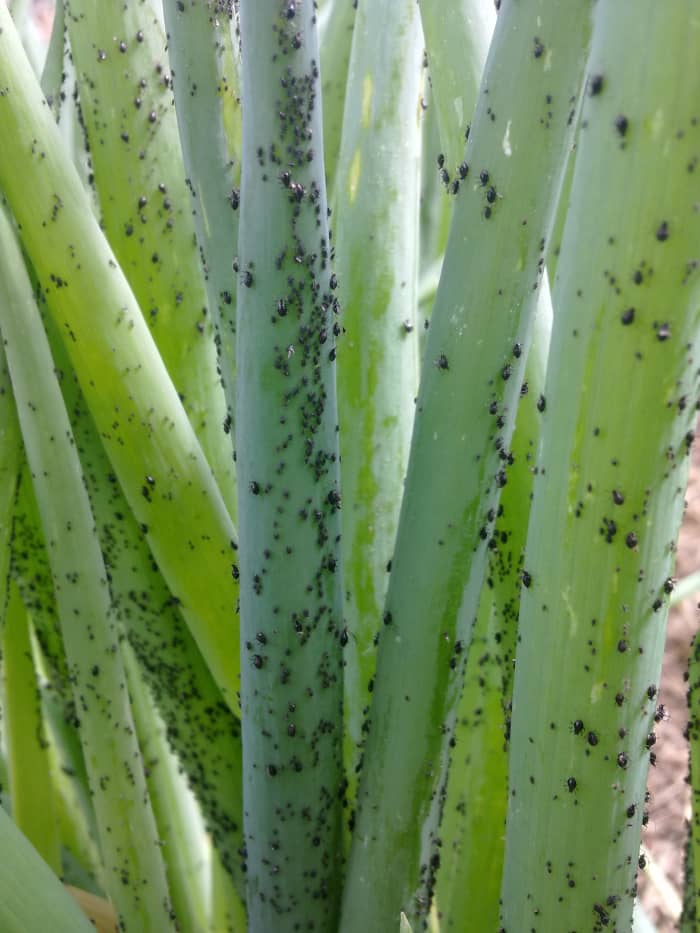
0,1,698,931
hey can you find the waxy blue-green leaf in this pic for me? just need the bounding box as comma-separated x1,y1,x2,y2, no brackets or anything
502,2,700,927
340,2,593,928
40,306,246,902
163,0,241,493
436,282,552,929
334,0,422,816
319,0,357,191
0,201,174,931
419,0,495,173
237,2,344,930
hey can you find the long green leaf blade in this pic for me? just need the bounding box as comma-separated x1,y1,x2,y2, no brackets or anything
340,2,593,928
319,0,357,191
0,317,22,641
334,0,423,816
419,0,495,173
0,806,95,933
0,204,174,931
2,580,61,873
162,0,241,493
501,2,700,928
64,0,236,517
236,2,344,930
436,283,552,930
0,7,241,713
42,312,246,900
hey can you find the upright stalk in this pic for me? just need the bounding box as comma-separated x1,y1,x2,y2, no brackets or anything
163,0,242,480
333,0,422,815
237,3,344,931
319,0,357,191
417,0,495,305
43,317,246,899
502,2,700,928
0,204,174,931
64,0,236,516
682,822,697,931
419,0,495,173
0,7,241,713
123,645,220,933
0,806,94,933
340,2,593,928
435,282,552,930
11,462,74,720
2,580,61,873
0,328,22,640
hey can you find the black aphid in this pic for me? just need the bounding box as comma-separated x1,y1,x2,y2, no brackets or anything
656,221,669,241
614,114,629,137
589,74,604,96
